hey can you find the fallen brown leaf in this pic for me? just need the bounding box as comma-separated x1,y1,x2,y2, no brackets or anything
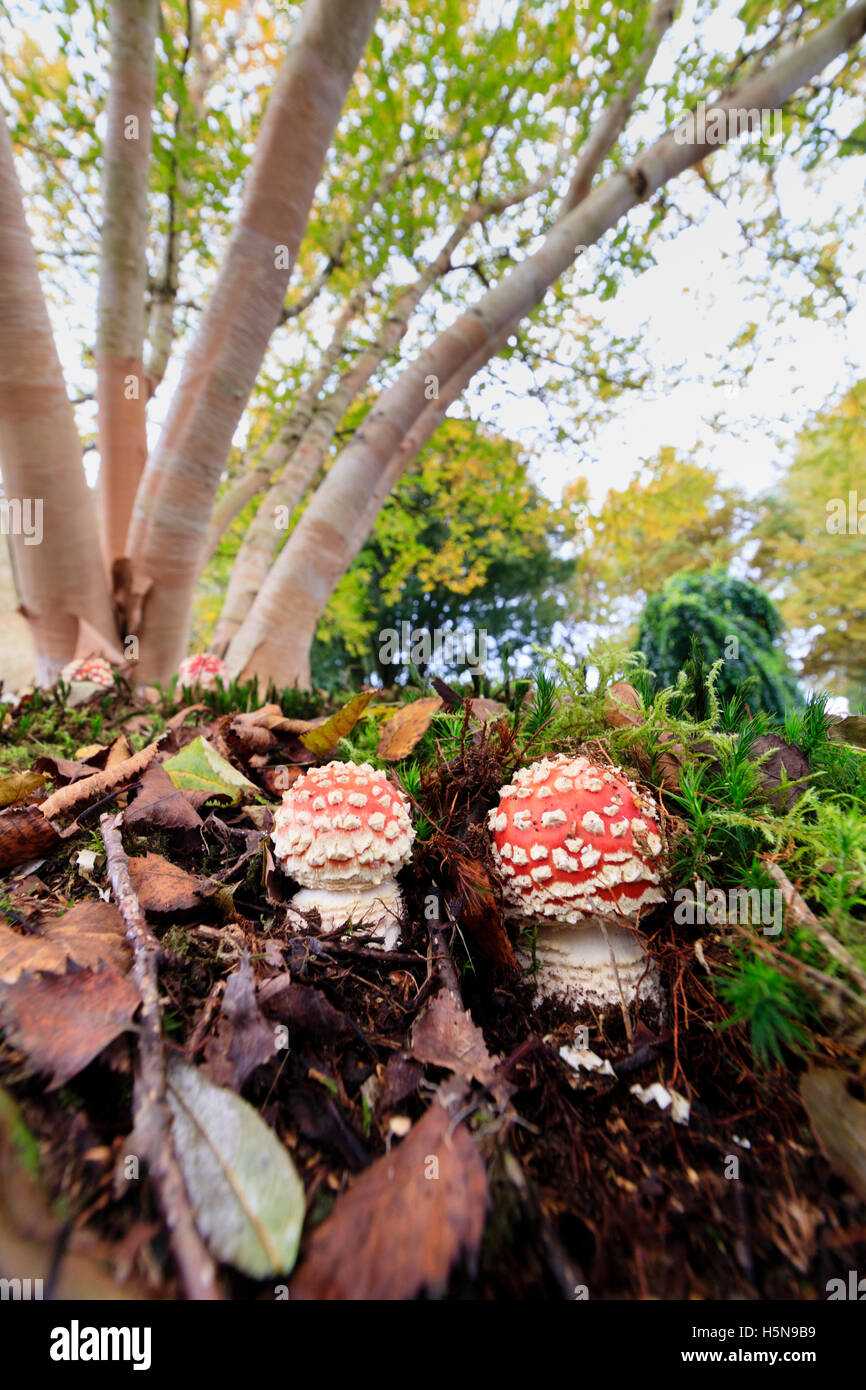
411,987,501,1091
604,681,644,729
0,965,140,1086
127,852,211,917
124,764,203,841
258,977,353,1045
205,953,276,1091
40,738,162,821
34,754,95,784
468,697,507,722
441,852,517,972
0,900,129,984
0,805,60,871
0,771,45,808
377,697,443,761
291,1101,487,1299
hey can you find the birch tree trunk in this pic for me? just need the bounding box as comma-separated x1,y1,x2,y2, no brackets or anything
96,0,159,574
210,163,565,653
226,0,866,687
203,287,368,561
127,0,380,681
209,225,469,654
0,120,118,685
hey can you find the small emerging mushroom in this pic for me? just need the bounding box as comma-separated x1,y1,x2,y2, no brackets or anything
177,653,230,691
60,656,114,689
488,754,666,1011
271,760,414,950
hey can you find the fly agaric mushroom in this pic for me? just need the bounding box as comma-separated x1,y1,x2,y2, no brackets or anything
488,754,666,1010
59,657,114,689
177,653,230,691
272,760,414,949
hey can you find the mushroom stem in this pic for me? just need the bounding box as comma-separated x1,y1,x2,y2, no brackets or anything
524,917,661,1010
289,880,404,951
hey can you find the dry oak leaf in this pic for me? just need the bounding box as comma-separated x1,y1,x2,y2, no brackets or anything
127,852,211,918
234,703,326,736
376,696,443,761
39,738,162,821
0,900,130,984
603,681,644,730
205,953,276,1092
441,853,517,973
0,805,61,871
0,965,140,1087
291,1100,487,1300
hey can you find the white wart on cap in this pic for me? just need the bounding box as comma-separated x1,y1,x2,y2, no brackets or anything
488,754,666,1010
272,760,414,950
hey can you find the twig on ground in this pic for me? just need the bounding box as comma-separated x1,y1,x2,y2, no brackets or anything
100,810,220,1300
426,913,462,995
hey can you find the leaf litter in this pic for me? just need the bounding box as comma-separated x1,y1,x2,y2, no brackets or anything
0,675,864,1299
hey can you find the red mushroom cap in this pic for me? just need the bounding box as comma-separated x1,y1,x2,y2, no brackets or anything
60,656,114,688
488,754,665,923
272,760,414,889
177,654,230,689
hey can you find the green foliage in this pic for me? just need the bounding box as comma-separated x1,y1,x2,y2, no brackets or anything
715,949,819,1069
748,380,866,696
636,569,801,718
159,675,324,722
312,419,577,688
567,448,753,630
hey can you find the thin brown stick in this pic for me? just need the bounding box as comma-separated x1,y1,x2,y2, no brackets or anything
100,810,220,1299
426,913,462,996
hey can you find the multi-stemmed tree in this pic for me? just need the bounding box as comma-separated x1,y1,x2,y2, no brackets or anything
1,0,865,688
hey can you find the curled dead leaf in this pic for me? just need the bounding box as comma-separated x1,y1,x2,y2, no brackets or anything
0,965,140,1087
291,1101,487,1300
377,697,443,761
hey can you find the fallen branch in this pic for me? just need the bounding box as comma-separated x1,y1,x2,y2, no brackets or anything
763,859,866,996
42,738,162,821
100,810,220,1300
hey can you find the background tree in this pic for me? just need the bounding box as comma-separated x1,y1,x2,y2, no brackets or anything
195,417,575,687
635,569,802,717
313,419,576,687
567,448,753,633
748,379,866,698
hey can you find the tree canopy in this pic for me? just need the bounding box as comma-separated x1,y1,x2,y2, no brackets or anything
636,568,802,716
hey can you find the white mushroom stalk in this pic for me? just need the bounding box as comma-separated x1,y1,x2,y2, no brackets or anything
488,754,666,1011
271,760,415,950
